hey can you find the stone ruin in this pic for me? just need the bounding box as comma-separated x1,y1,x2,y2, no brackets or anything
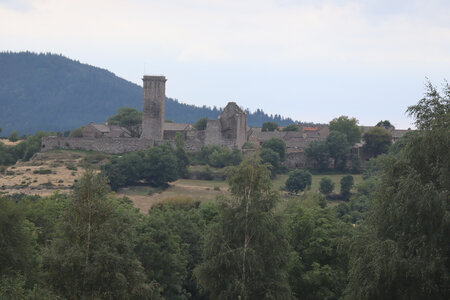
41,75,252,154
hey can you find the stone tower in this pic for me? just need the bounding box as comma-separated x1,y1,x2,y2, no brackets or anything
218,102,248,148
141,75,166,140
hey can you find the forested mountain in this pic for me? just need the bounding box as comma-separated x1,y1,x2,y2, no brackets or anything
0,52,296,135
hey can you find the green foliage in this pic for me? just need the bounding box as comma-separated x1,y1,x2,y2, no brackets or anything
197,145,242,167
319,177,334,195
362,127,392,157
69,127,83,137
193,117,208,130
288,207,352,300
285,169,312,194
305,140,330,170
282,124,299,131
195,159,291,299
261,137,286,161
340,175,354,199
242,141,257,149
346,82,450,299
326,131,350,170
406,80,449,130
175,133,190,178
0,198,40,284
141,144,179,187
262,121,279,132
260,148,281,177
208,147,242,168
107,107,142,137
44,171,158,299
329,116,361,145
8,130,19,142
350,154,362,174
137,202,215,299
376,120,393,129
101,144,181,190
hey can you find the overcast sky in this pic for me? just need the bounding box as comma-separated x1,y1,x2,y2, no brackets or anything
1,0,449,128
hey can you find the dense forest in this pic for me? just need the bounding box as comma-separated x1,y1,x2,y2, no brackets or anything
0,52,296,136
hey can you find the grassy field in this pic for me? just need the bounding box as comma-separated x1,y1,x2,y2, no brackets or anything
1,149,363,214
120,173,363,214
118,179,229,214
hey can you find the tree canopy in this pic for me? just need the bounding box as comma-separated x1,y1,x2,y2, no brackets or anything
195,159,291,299
362,127,392,157
345,81,450,299
107,107,142,137
329,116,361,145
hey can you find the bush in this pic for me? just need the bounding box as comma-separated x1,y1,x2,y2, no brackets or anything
260,148,280,177
193,118,208,130
33,169,52,175
198,145,242,168
285,169,312,194
69,127,83,138
319,177,334,195
282,124,298,131
242,142,257,149
262,122,279,132
8,131,19,142
261,138,286,161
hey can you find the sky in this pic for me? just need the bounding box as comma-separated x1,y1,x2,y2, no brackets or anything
1,0,449,128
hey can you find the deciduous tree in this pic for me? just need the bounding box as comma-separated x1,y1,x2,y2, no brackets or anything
195,159,291,299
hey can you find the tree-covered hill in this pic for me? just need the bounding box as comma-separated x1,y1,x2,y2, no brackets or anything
0,52,296,135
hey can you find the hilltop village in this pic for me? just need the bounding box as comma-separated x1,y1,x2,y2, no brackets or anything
42,75,408,168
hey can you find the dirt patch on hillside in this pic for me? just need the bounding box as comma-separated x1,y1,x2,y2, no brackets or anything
0,150,106,196
0,139,22,146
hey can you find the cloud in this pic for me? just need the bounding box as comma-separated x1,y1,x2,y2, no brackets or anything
1,0,450,68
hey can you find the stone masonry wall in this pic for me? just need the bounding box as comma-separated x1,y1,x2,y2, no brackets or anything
41,137,155,154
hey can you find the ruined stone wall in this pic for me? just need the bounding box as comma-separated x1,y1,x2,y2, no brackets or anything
205,120,236,148
185,130,206,152
41,137,155,154
141,76,166,140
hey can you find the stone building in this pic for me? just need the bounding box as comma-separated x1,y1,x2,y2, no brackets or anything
82,123,131,138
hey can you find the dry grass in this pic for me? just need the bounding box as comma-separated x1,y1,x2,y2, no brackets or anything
0,139,22,146
0,150,104,196
118,179,229,214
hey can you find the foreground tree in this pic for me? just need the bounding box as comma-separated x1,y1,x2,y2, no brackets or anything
195,159,291,299
345,81,450,299
289,207,352,300
44,171,159,299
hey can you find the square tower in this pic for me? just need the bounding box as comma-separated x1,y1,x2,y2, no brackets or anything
141,75,166,140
